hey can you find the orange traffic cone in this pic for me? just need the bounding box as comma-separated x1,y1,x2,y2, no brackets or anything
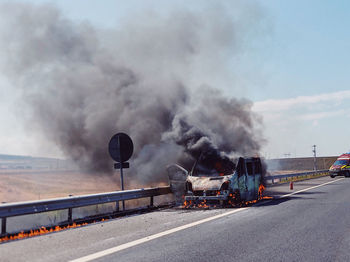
290,181,294,190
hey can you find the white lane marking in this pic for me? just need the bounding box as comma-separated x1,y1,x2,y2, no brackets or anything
69,208,249,262
71,177,344,262
281,178,344,198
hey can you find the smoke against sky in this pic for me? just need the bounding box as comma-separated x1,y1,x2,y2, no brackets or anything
0,2,266,184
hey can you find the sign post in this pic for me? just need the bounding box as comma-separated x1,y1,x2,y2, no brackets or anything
108,133,134,211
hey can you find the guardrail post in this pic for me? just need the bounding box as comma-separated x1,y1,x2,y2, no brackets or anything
68,208,73,223
116,201,119,212
150,196,154,207
67,194,73,223
1,217,6,236
271,178,274,184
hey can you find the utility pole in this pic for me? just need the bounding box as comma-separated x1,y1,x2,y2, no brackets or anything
312,145,317,171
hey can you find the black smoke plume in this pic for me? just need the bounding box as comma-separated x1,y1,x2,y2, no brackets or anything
0,2,266,185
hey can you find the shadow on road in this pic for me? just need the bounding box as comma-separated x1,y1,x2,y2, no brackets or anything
254,195,317,207
291,191,326,195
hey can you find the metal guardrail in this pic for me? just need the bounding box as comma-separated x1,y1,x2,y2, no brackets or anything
0,186,171,236
265,169,329,184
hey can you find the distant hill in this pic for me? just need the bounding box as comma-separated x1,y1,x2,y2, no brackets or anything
0,154,76,171
0,154,64,161
0,154,33,161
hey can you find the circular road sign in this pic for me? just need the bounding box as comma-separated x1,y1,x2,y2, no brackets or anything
108,133,134,163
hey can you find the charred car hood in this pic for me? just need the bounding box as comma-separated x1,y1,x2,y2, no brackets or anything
187,175,231,191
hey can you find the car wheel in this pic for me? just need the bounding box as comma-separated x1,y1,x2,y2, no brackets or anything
330,174,335,178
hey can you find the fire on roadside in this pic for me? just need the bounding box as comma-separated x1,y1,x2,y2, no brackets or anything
258,184,265,199
184,200,211,209
258,184,273,200
243,184,272,205
0,219,106,243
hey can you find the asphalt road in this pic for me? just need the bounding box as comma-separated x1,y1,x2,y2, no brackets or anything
1,176,350,262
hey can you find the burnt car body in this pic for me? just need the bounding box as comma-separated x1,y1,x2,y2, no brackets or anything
167,156,264,206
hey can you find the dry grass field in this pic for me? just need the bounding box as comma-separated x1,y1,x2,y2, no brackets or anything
0,171,126,203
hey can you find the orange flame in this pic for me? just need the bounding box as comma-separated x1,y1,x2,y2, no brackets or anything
183,199,209,208
258,184,265,199
197,200,209,208
257,184,273,200
0,221,99,243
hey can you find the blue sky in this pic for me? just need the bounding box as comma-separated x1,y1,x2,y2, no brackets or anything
0,0,349,158
261,0,350,98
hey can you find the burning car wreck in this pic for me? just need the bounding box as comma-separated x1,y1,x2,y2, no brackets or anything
167,152,265,207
